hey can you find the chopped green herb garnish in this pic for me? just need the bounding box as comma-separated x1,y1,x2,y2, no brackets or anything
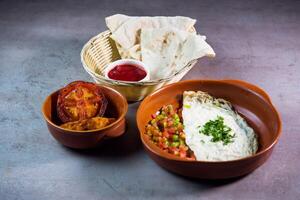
183,104,191,109
199,116,235,145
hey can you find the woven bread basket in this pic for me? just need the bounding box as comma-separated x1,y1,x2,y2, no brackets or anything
81,30,198,101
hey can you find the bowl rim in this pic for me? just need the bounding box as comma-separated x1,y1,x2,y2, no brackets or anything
80,31,198,86
41,84,128,135
137,79,282,163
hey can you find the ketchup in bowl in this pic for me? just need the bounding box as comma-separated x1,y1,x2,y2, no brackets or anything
108,64,147,82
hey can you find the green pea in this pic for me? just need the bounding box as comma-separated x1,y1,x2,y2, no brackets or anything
172,135,179,141
171,141,180,147
179,139,185,145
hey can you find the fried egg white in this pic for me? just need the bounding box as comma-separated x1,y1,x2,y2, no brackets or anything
182,91,258,161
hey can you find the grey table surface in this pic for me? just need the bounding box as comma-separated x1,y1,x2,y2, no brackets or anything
1,0,299,199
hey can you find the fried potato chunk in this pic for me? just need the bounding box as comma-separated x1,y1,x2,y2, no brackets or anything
60,117,116,131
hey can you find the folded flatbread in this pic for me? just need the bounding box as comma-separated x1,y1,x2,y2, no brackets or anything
105,14,215,80
105,14,196,59
173,33,215,73
141,27,215,79
105,14,130,32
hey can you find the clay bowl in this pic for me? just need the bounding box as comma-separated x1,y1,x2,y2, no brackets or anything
42,84,128,149
137,80,282,179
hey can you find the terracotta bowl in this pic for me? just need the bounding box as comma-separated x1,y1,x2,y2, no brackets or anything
137,80,282,179
42,85,128,149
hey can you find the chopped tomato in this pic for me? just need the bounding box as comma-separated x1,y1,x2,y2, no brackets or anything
57,81,107,123
145,104,195,159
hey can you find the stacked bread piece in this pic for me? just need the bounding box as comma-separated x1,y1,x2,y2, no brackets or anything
105,14,215,80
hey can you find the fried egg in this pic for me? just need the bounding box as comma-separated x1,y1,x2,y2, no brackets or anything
182,91,258,161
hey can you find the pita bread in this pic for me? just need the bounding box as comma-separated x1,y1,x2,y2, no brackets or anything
141,27,215,79
173,33,215,72
110,15,196,49
141,28,190,79
105,14,196,59
116,43,141,60
104,14,215,80
105,14,130,32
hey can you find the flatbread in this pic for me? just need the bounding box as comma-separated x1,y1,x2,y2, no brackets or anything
141,27,215,79
116,43,141,60
141,28,190,79
110,15,196,49
173,33,215,73
105,14,196,59
104,14,215,80
105,14,130,32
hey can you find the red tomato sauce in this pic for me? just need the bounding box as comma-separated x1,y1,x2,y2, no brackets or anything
108,64,147,81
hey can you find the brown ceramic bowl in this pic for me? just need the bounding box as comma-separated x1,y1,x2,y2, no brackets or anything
137,80,282,179
42,84,128,149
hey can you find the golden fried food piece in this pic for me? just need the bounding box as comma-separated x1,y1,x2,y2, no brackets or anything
60,117,116,131
57,81,107,123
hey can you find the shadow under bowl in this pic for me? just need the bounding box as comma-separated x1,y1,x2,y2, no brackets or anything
137,79,282,179
42,85,128,149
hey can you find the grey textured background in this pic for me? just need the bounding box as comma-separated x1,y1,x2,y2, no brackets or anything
1,0,300,199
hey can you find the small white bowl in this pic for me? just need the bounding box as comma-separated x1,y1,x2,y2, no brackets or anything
104,59,150,82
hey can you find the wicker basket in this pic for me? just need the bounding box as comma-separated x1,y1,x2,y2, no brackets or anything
81,30,197,101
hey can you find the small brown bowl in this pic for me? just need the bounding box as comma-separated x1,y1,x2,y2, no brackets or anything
137,80,282,179
42,84,128,149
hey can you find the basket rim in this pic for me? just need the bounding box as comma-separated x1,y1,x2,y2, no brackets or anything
80,30,198,86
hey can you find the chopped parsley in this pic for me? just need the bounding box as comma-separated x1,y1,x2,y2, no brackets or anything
183,104,191,109
199,116,235,145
